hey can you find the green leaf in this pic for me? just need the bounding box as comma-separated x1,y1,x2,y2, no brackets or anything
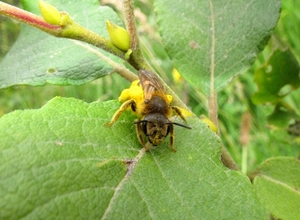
0,97,268,219
0,0,122,89
252,49,300,104
253,157,300,220
154,0,281,94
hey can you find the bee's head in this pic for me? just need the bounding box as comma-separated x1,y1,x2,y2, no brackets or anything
134,113,191,146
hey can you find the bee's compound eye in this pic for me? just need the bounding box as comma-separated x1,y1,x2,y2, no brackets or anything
131,102,137,112
166,124,171,136
141,121,148,135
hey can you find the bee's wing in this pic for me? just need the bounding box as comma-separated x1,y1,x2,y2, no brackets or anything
138,70,166,101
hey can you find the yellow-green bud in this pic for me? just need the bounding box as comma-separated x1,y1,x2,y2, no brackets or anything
106,20,130,51
38,0,61,25
172,68,183,84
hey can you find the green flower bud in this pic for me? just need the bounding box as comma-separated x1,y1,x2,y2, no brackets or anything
106,20,130,51
38,0,61,25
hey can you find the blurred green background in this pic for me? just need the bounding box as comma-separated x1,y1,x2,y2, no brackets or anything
0,0,299,173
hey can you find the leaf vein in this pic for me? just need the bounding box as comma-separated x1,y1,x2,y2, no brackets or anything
260,175,300,195
101,148,146,219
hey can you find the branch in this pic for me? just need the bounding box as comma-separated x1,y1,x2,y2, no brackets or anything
0,1,126,60
0,2,60,33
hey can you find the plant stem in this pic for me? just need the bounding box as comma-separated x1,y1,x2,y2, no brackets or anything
122,0,152,71
240,112,252,174
123,0,138,51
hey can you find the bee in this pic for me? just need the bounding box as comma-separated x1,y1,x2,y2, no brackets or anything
106,69,191,152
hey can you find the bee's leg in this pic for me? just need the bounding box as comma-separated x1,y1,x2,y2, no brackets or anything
169,124,176,152
105,99,135,126
171,106,187,123
135,121,148,151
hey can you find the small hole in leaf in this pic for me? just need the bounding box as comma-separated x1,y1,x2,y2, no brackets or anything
47,68,57,74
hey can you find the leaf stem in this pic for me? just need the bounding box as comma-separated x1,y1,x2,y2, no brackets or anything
71,40,138,82
208,92,218,129
209,93,239,170
221,146,239,171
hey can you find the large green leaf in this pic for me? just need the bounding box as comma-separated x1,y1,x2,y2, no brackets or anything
0,97,268,219
154,0,281,94
0,0,122,88
254,157,300,220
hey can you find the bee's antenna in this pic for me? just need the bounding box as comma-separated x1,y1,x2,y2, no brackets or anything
167,122,192,129
134,120,191,129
